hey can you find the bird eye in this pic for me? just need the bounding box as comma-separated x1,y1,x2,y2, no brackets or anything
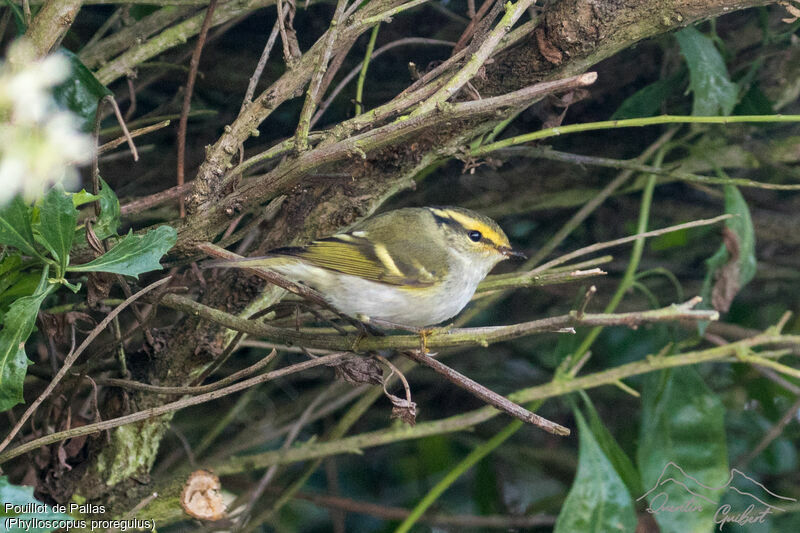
468,230,482,242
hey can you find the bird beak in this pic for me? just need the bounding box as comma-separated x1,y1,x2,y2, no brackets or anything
499,247,527,260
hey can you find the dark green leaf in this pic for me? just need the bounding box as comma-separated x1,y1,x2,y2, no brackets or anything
733,84,774,116
637,367,729,533
95,177,121,239
130,5,160,19
721,185,756,285
0,273,43,315
0,476,72,532
554,409,638,533
611,74,683,120
37,186,78,274
68,225,177,278
0,274,55,412
699,185,756,331
0,197,40,259
581,392,643,497
52,49,112,132
676,26,738,116
0,253,23,289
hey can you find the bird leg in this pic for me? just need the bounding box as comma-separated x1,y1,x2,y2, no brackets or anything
357,316,451,355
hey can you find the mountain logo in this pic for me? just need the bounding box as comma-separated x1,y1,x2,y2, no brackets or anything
637,462,796,529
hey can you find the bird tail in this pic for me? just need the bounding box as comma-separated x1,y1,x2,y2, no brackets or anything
200,255,286,270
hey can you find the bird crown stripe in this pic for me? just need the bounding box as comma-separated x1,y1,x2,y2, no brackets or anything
435,209,507,247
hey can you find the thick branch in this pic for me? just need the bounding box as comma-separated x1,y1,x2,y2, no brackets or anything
159,294,718,352
25,0,82,56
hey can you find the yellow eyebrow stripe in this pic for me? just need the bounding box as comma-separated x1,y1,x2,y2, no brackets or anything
440,209,509,247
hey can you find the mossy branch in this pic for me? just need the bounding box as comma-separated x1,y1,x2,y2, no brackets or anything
158,291,719,351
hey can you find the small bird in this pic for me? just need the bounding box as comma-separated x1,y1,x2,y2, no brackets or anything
203,206,525,327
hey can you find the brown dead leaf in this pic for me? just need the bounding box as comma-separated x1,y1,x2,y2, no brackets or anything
711,227,741,312
387,393,417,426
87,271,115,308
329,356,383,385
535,27,563,65
181,470,226,521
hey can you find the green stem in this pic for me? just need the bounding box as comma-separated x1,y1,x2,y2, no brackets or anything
208,333,800,475
355,24,380,116
397,150,666,529
559,151,663,373
394,412,533,533
471,115,800,157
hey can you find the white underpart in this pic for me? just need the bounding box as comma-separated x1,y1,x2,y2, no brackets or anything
269,250,500,326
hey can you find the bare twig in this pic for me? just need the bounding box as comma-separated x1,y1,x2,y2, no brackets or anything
412,0,536,116
177,0,219,218
0,352,349,464
505,146,800,192
125,77,137,120
533,215,733,273
119,182,195,216
294,0,349,152
104,95,139,161
212,332,800,474
399,350,569,435
0,277,172,455
241,8,286,109
311,37,456,127
453,0,494,53
99,120,171,155
95,349,278,395
238,388,332,529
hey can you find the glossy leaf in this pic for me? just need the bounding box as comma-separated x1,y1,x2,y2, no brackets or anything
0,273,43,315
0,253,23,290
0,476,72,532
71,189,101,207
95,177,121,239
0,274,55,412
68,225,176,278
52,49,112,132
699,184,756,329
637,367,729,533
720,185,757,286
611,74,683,120
581,393,643,497
0,197,40,259
37,186,78,274
676,26,738,116
554,410,637,533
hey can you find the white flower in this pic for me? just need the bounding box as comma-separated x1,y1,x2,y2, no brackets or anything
0,39,94,206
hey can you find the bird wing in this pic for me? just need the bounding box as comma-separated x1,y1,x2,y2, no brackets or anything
271,233,441,287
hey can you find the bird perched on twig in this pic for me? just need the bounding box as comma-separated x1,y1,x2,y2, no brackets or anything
203,206,525,327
